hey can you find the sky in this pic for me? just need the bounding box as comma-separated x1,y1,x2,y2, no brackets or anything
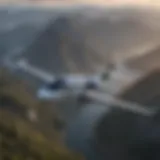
79,0,160,5
0,0,160,7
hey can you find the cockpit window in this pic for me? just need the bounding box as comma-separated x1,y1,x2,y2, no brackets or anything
46,79,66,90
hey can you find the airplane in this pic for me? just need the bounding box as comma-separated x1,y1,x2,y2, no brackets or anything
15,58,111,100
14,58,156,117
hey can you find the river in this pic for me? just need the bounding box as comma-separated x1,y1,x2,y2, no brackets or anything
65,103,110,160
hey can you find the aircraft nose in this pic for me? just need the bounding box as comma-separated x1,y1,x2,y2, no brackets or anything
37,88,52,99
37,87,67,100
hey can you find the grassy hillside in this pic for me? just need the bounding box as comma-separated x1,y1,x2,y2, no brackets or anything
0,110,84,160
0,68,84,160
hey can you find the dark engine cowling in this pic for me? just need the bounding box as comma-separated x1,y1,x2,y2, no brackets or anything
85,81,98,90
77,81,98,104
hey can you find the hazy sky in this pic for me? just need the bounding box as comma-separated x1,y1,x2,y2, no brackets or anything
2,0,158,5
1,0,160,7
81,0,159,5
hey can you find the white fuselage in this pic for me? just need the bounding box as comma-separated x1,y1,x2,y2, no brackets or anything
37,74,102,100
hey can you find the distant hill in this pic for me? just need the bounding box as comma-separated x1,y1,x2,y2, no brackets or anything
18,6,160,74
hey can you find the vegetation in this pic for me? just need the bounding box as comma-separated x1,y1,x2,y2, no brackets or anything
0,110,84,160
93,106,160,160
0,68,84,160
93,107,141,160
0,68,64,137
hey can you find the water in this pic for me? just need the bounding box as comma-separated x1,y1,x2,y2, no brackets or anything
65,103,110,160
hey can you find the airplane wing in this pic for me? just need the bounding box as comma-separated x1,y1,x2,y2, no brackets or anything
15,58,101,87
16,58,56,82
15,58,99,89
85,90,156,117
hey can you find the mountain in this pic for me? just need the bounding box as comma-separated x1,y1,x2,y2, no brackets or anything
18,6,160,74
